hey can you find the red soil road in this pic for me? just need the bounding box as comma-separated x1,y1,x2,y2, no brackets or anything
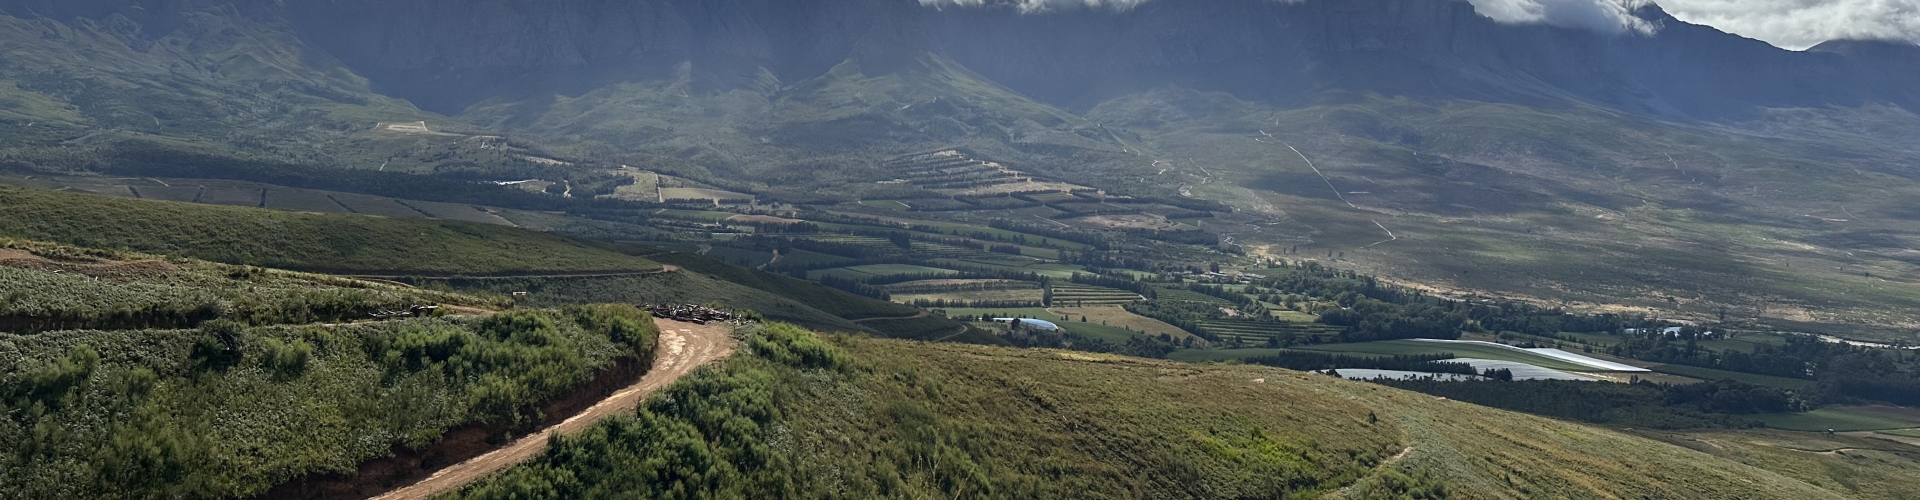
367,318,736,500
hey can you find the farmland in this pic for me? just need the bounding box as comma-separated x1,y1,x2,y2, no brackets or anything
1047,305,1197,341
1197,319,1346,346
1049,283,1143,306
1754,407,1920,432
1647,364,1817,390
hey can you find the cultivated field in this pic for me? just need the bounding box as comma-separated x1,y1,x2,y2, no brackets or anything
1048,305,1198,341
1755,407,1920,432
660,187,752,203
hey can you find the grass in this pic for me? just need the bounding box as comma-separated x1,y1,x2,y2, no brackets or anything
1754,407,1920,432
0,241,494,331
1167,348,1299,363
659,187,751,202
0,186,659,275
1648,364,1817,390
1292,340,1601,372
459,324,1860,499
1637,428,1920,500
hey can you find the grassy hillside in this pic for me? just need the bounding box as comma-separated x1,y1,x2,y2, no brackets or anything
0,186,659,275
1642,429,1920,500
1,240,494,332
454,324,1852,499
406,271,873,334
0,303,658,500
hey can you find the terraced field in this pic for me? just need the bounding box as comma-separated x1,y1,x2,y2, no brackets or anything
884,150,1030,191
880,150,1094,197
1197,319,1345,345
1049,283,1144,306
1152,286,1237,306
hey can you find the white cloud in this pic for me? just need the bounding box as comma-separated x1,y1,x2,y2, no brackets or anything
1655,0,1920,49
916,0,1920,49
1464,0,1657,35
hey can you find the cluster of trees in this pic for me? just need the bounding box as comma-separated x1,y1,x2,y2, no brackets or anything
1376,379,1806,429
1608,333,1920,406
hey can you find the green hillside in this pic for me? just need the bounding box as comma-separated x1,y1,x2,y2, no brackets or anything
0,186,659,275
454,324,1856,500
0,240,494,332
0,253,660,500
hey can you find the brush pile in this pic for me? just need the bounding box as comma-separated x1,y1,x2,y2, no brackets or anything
370,305,438,320
645,304,737,324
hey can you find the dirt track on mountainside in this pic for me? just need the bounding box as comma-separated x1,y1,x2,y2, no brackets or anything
367,318,735,500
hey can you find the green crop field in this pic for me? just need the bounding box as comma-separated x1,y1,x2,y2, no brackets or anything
1754,407,1920,432
1880,428,1920,438
1648,364,1817,390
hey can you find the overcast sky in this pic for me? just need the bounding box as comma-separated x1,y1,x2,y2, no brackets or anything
919,0,1920,50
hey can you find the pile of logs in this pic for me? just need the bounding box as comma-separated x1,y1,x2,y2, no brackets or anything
645,304,737,325
371,305,439,320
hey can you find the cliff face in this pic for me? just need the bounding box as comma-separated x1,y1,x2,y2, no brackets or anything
9,0,1917,118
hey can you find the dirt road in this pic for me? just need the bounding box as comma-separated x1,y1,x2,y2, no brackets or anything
368,318,736,500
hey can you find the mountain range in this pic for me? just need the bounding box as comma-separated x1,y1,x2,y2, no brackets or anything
4,0,1920,336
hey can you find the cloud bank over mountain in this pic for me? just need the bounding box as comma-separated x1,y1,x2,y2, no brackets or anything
916,0,1920,48
1658,0,1920,49
1463,0,1656,34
